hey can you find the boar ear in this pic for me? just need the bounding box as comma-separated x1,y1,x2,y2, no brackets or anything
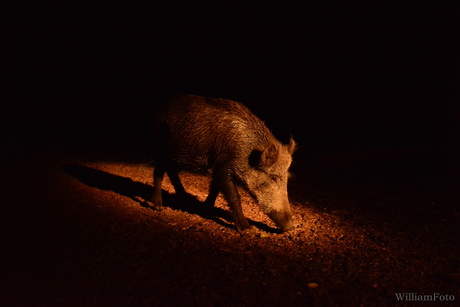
287,138,297,155
260,143,280,167
249,143,279,169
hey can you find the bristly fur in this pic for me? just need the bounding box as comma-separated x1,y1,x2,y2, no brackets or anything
152,94,295,232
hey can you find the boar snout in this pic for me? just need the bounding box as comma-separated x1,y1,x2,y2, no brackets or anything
268,207,294,232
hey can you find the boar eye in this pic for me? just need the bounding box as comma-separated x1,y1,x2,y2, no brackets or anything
259,176,279,188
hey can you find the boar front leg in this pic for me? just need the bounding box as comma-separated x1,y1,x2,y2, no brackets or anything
216,170,251,231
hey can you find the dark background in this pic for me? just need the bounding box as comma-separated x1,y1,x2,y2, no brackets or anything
3,1,459,157
1,4,460,305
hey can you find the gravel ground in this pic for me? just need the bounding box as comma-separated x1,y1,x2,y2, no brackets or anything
1,147,459,306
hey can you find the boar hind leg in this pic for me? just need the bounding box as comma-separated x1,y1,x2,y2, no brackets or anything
204,176,220,207
167,169,186,196
217,172,250,231
152,166,165,209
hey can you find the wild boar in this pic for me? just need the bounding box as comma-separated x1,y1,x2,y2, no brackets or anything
152,95,296,232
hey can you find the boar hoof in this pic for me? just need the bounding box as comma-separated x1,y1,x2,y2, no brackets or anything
203,199,216,208
239,227,256,236
152,205,164,211
281,222,295,232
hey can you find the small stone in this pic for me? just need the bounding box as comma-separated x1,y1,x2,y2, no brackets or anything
308,283,319,289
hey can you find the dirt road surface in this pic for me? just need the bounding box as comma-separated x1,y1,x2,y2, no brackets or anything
1,147,458,306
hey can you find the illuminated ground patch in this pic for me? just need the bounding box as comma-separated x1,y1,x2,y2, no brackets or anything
2,152,458,306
